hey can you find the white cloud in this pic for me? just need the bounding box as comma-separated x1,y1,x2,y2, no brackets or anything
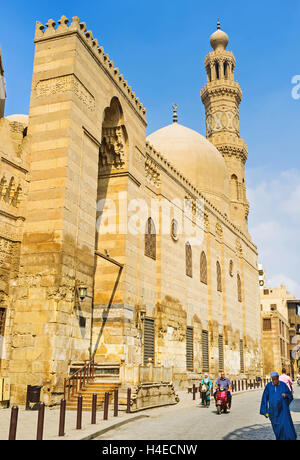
247,168,300,298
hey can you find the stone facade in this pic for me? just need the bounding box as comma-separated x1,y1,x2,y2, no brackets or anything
0,17,263,406
260,281,296,376
287,300,300,379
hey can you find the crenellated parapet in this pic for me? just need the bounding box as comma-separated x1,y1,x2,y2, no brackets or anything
34,16,147,122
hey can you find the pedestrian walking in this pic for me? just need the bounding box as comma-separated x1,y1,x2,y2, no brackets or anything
260,372,297,440
279,368,293,408
200,373,213,408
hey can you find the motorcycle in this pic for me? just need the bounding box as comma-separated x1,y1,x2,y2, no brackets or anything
215,387,228,415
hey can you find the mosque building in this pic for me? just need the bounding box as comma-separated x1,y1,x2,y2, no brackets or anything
0,17,262,405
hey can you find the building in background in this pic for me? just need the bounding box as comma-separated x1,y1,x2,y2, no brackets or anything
259,265,300,377
287,299,300,379
0,17,262,406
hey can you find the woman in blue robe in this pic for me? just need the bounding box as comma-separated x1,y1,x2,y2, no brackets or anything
260,372,297,440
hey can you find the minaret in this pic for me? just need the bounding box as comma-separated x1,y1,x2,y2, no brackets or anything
201,21,250,232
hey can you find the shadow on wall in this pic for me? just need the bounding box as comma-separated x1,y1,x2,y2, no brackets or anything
223,423,300,441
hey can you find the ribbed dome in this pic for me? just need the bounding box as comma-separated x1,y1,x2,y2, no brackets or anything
147,123,230,213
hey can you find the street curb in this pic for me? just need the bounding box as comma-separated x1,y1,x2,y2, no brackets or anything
79,414,149,441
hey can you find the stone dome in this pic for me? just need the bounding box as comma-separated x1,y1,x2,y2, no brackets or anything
147,123,230,213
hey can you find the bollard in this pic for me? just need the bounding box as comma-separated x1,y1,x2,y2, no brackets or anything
238,380,241,392
36,402,45,441
91,394,97,425
126,388,131,414
58,399,66,437
193,384,196,401
8,406,19,440
114,389,118,417
103,392,109,421
76,395,83,430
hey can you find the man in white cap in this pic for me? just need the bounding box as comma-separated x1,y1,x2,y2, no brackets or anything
260,372,297,440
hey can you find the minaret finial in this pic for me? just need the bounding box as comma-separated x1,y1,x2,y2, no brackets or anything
172,104,178,123
217,19,221,30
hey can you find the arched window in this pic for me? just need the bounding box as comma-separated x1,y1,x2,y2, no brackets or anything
224,61,229,79
186,243,193,278
200,252,208,285
230,175,239,201
237,274,242,302
145,218,156,260
216,261,222,292
215,62,220,80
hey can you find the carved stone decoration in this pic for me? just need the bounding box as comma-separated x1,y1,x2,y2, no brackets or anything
204,214,210,232
0,238,13,267
100,126,127,169
36,74,96,111
172,325,185,342
171,219,179,242
0,174,22,208
236,238,243,257
145,156,161,187
216,222,223,239
206,110,239,136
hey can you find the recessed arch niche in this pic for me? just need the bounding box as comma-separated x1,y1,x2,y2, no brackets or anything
99,97,129,170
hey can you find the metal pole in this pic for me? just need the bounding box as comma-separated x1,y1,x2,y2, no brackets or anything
76,395,83,430
36,402,45,441
58,399,66,437
103,392,109,421
8,406,19,440
193,384,196,401
126,388,131,414
91,394,97,425
26,385,30,411
114,389,118,417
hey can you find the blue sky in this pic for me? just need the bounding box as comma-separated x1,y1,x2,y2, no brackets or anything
1,0,300,295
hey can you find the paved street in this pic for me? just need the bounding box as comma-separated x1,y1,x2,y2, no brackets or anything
95,386,300,441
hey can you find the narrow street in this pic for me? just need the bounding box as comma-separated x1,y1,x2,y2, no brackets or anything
95,386,300,441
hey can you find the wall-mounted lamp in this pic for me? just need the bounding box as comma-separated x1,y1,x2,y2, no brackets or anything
77,284,88,302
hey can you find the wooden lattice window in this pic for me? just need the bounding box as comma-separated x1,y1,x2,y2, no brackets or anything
237,274,242,302
186,243,193,278
145,218,156,260
144,318,155,365
216,261,222,292
218,335,224,371
0,308,6,336
202,330,209,372
200,251,208,285
240,339,245,373
186,328,194,371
